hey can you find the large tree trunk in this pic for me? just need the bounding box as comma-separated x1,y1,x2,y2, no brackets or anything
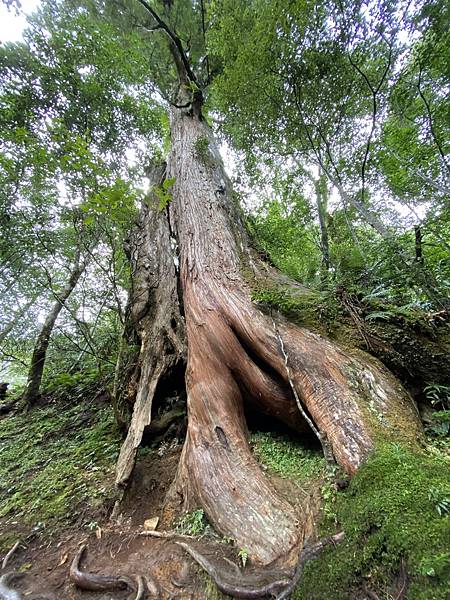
120,107,422,570
22,252,86,407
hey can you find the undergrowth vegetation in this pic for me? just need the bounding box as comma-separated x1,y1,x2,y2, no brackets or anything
251,431,326,483
0,397,120,551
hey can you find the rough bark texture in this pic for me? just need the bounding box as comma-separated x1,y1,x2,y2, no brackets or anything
115,165,186,487
160,108,422,566
118,104,422,573
22,253,86,407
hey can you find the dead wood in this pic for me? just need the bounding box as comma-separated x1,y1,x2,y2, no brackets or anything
2,541,21,569
69,544,134,592
115,164,186,487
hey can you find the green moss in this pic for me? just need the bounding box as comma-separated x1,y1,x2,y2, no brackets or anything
251,431,326,483
0,400,120,549
251,285,339,333
295,444,450,599
201,573,230,599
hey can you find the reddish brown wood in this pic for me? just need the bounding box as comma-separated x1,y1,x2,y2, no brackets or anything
119,106,421,572
161,108,422,565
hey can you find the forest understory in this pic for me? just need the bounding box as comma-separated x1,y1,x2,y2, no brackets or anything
0,303,449,599
1,0,450,599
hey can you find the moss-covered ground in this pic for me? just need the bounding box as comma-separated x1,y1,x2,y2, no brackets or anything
0,398,121,551
294,443,450,600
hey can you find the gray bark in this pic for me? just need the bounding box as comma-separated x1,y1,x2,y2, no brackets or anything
22,251,86,407
115,164,186,487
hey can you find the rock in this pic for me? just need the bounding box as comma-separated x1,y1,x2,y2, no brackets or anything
144,517,159,531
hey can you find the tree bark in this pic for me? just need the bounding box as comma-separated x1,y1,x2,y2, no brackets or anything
21,251,86,407
115,164,186,487
141,108,422,567
314,171,330,277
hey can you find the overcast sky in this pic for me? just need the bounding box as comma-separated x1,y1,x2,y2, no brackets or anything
0,0,40,43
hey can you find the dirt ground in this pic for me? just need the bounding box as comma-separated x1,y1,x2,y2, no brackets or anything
0,441,322,600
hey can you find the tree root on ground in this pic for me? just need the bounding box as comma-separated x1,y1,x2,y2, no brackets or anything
69,544,135,592
176,532,344,599
69,544,163,598
274,532,345,600
67,532,343,599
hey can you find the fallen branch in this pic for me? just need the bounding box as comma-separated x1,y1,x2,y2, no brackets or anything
69,544,135,592
139,530,195,539
2,540,21,569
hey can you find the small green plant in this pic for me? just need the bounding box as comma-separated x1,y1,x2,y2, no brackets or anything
418,552,450,578
424,384,450,410
221,535,234,545
176,508,207,536
428,486,450,516
154,177,176,210
251,431,326,482
238,547,249,568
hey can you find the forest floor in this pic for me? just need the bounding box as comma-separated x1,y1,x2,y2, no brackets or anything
0,393,328,599
1,386,449,599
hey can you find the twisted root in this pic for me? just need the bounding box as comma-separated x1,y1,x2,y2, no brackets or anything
69,544,135,592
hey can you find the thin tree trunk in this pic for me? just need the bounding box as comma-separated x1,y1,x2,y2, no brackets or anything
415,225,423,263
315,171,330,277
21,251,86,407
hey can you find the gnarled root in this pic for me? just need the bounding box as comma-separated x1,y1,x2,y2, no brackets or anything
275,532,345,600
176,542,291,599
177,532,344,599
69,544,135,592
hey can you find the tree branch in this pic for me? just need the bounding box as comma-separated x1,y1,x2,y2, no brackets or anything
134,0,199,88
